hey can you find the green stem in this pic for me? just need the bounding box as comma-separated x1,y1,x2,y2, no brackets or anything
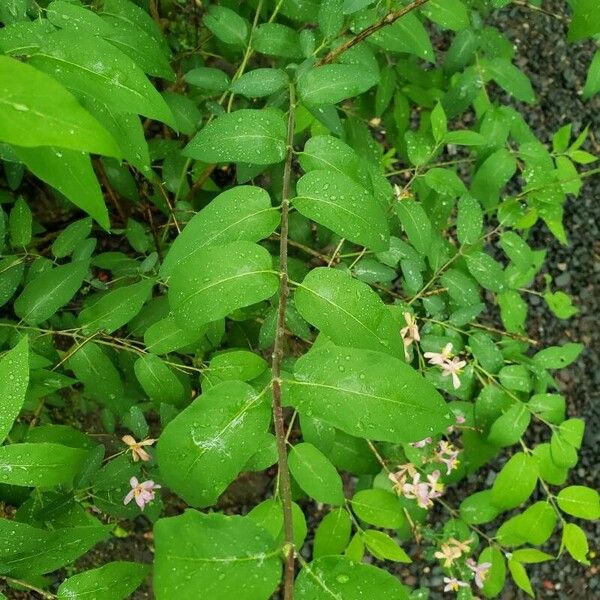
271,83,297,600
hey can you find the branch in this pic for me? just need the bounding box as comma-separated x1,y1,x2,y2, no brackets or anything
318,0,430,66
271,83,297,600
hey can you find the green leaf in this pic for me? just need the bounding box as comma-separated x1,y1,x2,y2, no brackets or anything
353,11,433,62
556,486,600,520
67,342,124,413
498,365,531,392
468,332,503,373
289,442,344,505
143,316,211,355
295,556,409,599
527,394,565,425
568,0,600,42
562,523,590,565
168,240,278,331
465,251,505,292
230,68,288,98
544,290,579,319
205,350,268,386
313,508,352,558
134,354,185,407
156,381,271,507
480,546,506,598
511,548,553,564
423,168,466,197
29,30,174,127
0,443,86,486
430,103,447,143
287,344,451,443
0,56,119,157
533,343,583,369
318,0,344,38
299,135,361,179
422,0,470,31
203,5,248,47
13,146,109,229
79,280,153,334
0,337,29,443
47,1,114,36
184,67,230,92
583,49,600,99
496,501,557,546
491,452,538,510
154,511,280,600
247,499,308,550
293,170,389,251
459,490,501,525
52,218,93,259
445,130,486,146
558,418,585,449
394,199,432,254
14,260,88,325
440,269,480,306
487,403,530,447
550,428,578,468
294,268,404,358
498,290,527,332
471,148,517,209
57,561,149,600
480,57,535,103
363,530,411,563
160,186,279,278
507,558,533,597
0,520,110,576
253,23,302,58
9,197,32,247
184,109,287,165
0,256,24,308
533,443,568,485
456,195,483,245
298,64,378,106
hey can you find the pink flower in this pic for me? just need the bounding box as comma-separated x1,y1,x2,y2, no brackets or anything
400,312,420,360
123,477,161,510
467,558,492,589
402,470,444,509
410,436,432,448
441,356,467,389
443,577,469,592
388,463,418,494
435,441,461,474
122,435,156,462
434,542,462,567
424,342,453,366
455,414,466,425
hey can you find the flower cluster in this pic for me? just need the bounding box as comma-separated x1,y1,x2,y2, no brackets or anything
400,312,420,361
389,467,444,509
424,343,466,389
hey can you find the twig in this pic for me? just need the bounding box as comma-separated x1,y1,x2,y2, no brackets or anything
271,83,296,600
95,158,127,226
318,0,430,65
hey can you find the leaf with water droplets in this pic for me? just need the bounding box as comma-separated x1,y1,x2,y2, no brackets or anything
168,240,278,331
293,170,389,251
0,336,28,444
13,146,110,229
0,442,87,487
298,64,379,106
294,267,404,358
287,343,451,443
14,260,89,325
29,30,175,127
57,561,149,600
160,186,279,278
154,510,281,599
78,279,154,334
294,556,410,599
0,55,120,157
156,381,271,507
184,108,287,165
0,519,110,576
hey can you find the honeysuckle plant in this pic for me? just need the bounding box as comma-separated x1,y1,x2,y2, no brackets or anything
0,0,598,599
